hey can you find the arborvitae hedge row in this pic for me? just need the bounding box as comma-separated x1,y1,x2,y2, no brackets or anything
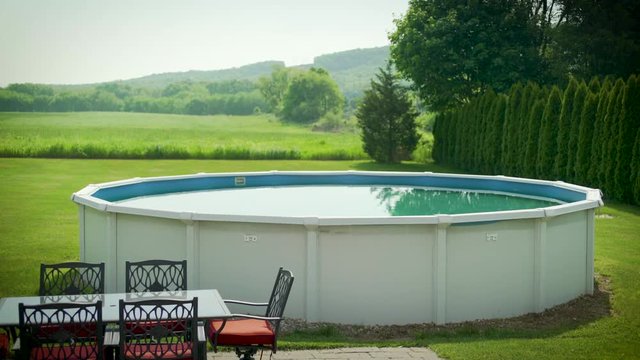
432,75,640,205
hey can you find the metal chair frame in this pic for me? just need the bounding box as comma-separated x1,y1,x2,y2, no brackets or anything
125,260,187,293
118,298,200,360
39,262,105,296
18,301,104,360
209,267,294,360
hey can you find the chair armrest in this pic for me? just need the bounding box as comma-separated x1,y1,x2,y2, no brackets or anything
105,330,119,346
229,314,282,321
197,324,207,360
197,323,206,343
223,299,268,307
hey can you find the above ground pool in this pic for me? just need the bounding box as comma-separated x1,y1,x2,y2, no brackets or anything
115,185,562,217
72,171,603,325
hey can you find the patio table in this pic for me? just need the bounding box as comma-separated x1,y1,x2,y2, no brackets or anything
0,289,230,357
0,289,231,326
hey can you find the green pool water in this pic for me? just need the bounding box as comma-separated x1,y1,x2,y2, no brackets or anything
116,185,561,217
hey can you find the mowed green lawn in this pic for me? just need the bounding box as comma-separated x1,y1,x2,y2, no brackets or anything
0,158,639,358
0,112,366,159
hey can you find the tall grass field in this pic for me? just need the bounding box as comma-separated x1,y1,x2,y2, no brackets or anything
0,112,367,160
0,158,639,359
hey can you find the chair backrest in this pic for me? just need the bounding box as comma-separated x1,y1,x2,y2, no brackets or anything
265,267,294,321
125,259,187,293
39,262,105,296
118,298,198,360
18,301,103,360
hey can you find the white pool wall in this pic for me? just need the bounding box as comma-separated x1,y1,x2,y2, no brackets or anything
72,171,602,325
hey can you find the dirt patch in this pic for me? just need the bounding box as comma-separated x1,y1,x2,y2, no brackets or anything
280,274,612,341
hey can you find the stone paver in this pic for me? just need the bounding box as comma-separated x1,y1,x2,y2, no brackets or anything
207,347,441,360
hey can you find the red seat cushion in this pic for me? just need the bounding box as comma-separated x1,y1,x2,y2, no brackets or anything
30,345,99,360
37,323,98,338
122,343,193,360
0,333,9,358
208,319,275,346
126,320,187,334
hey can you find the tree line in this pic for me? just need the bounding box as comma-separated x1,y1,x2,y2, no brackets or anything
0,80,268,116
0,66,348,126
432,75,640,205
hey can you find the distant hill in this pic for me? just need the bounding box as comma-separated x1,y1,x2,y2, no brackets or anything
314,47,390,101
53,46,391,101
1,46,393,115
121,60,285,88
124,46,389,98
314,46,390,73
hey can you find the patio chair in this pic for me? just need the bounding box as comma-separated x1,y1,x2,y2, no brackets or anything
117,298,201,360
207,267,294,360
18,301,104,360
125,260,187,293
39,262,105,296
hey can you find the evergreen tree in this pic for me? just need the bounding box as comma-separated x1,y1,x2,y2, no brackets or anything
614,75,640,201
565,82,589,182
574,93,598,186
485,94,507,174
537,86,563,179
446,112,458,165
514,82,539,176
587,78,613,183
601,79,626,197
480,97,497,174
554,78,578,179
432,113,444,163
356,63,419,163
524,99,545,178
459,103,475,169
502,83,524,175
474,90,496,173
453,110,465,167
433,112,452,164
632,130,640,205
468,98,483,171
588,77,601,94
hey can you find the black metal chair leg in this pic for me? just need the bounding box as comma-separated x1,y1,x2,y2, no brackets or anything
235,346,258,360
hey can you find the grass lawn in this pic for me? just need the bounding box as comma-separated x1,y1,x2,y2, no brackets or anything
0,158,638,359
0,112,366,159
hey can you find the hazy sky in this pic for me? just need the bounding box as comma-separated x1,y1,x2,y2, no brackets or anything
0,0,409,86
